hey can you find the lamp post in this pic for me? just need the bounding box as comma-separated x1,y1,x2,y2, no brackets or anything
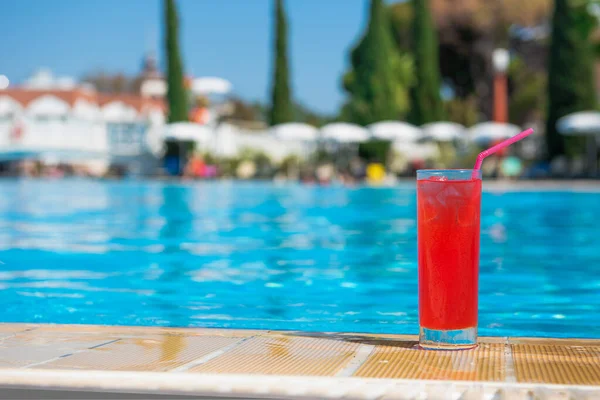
492,49,510,123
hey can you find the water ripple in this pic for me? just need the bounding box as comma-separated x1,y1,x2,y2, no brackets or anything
0,180,597,338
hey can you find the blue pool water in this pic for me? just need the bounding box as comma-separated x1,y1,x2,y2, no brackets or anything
0,180,598,338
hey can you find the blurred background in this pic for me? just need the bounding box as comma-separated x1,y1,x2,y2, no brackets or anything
1,0,599,181
0,0,599,337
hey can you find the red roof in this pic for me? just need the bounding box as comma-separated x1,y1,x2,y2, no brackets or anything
97,93,166,112
0,88,95,107
0,88,166,113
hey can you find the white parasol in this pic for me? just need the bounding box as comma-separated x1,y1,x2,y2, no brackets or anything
421,122,466,141
320,123,370,143
367,121,422,142
271,123,319,142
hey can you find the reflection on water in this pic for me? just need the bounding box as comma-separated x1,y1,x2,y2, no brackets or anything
0,180,598,338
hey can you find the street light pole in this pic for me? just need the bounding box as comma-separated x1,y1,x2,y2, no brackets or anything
492,49,510,124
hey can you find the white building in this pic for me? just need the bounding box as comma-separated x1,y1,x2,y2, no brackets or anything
0,66,314,177
0,69,166,176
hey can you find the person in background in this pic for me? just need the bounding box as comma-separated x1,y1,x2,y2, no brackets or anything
316,164,334,186
184,153,206,179
339,170,357,186
349,157,366,181
500,156,523,179
366,162,386,185
204,165,218,179
299,167,316,184
189,96,210,125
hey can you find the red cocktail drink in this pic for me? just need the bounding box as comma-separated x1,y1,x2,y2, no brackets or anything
417,169,482,349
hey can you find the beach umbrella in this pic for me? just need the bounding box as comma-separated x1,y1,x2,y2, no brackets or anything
270,123,318,163
557,111,600,135
367,121,422,142
271,123,319,142
392,141,439,161
320,123,370,143
557,111,600,176
320,123,369,170
191,77,232,95
163,122,213,145
421,122,466,142
468,122,521,145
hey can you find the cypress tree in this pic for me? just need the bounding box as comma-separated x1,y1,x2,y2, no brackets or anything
269,0,294,125
546,0,596,159
409,0,444,124
342,0,407,125
164,0,188,123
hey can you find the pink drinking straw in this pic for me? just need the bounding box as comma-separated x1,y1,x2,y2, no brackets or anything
472,128,534,178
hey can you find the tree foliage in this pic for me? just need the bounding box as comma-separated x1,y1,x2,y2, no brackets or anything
268,0,294,125
431,0,551,31
341,0,412,125
390,0,552,119
227,98,264,122
294,102,333,127
546,0,597,159
409,0,444,124
164,0,188,123
443,96,479,126
508,57,547,127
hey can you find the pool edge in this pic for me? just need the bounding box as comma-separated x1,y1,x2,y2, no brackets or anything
0,323,598,399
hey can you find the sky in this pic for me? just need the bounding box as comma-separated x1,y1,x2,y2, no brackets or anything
0,0,389,114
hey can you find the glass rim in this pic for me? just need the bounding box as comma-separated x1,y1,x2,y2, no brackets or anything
416,169,476,173
417,169,482,180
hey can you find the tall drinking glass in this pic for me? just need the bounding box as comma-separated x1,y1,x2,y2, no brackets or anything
417,169,482,350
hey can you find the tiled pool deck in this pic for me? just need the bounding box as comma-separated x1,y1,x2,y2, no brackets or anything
0,324,598,399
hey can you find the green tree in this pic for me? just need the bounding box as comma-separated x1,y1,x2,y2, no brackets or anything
508,57,547,127
341,0,412,125
164,0,188,123
293,102,333,127
390,0,551,119
268,0,294,125
225,98,263,122
444,96,478,126
546,0,596,159
409,0,444,124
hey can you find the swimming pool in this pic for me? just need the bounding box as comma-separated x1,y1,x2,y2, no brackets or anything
0,179,598,338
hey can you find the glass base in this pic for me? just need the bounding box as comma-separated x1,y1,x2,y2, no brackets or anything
419,326,477,350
